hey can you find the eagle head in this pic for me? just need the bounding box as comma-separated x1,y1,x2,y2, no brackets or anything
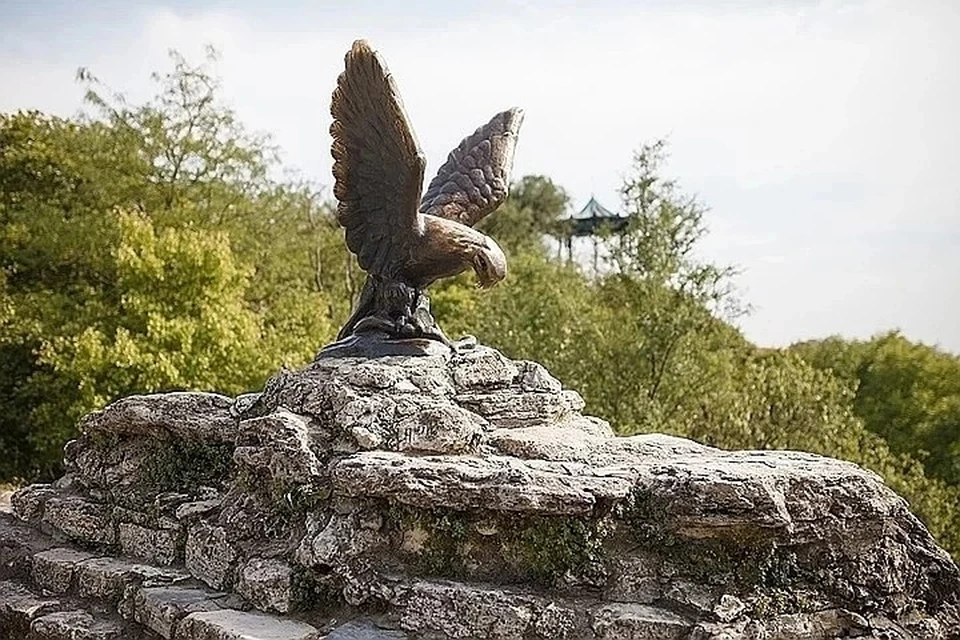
472,236,507,289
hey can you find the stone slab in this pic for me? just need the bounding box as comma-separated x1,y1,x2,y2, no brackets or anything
591,603,692,640
42,496,116,545
176,609,317,640
32,547,99,594
75,556,189,603
30,609,125,640
326,619,409,639
331,451,633,515
133,585,225,639
80,392,236,442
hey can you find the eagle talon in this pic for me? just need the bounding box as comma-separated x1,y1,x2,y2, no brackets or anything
353,316,397,335
454,335,478,350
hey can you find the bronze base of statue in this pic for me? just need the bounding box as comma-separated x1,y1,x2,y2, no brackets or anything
318,276,477,358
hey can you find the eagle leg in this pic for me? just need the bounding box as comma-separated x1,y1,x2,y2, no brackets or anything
338,276,459,348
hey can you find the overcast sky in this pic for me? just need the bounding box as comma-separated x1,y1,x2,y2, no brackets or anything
2,0,958,352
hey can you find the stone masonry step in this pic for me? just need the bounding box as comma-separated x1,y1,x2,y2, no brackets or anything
0,578,64,638
6,509,699,640
0,577,161,640
2,512,323,640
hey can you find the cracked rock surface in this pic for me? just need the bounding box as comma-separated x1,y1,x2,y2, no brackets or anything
3,345,958,639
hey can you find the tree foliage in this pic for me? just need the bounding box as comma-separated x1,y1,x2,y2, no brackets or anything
792,332,960,488
0,52,334,480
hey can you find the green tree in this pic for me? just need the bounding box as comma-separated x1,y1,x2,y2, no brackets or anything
792,332,960,487
0,52,335,481
581,140,745,431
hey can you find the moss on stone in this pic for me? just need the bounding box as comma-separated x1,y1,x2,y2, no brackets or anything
388,506,610,587
501,517,608,585
233,466,330,519
392,507,471,576
142,438,233,492
621,486,810,596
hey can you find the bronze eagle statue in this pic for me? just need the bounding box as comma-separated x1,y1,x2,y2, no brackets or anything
323,40,523,355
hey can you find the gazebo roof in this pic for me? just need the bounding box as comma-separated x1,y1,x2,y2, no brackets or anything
569,196,619,220
558,196,629,237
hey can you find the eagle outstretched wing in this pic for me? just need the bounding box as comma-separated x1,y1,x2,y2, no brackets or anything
420,108,524,227
330,40,426,278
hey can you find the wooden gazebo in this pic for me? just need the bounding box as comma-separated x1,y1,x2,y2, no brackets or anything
555,196,627,267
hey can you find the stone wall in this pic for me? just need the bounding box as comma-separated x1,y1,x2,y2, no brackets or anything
2,346,958,639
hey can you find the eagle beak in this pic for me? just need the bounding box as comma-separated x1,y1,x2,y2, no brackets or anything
473,254,494,289
473,241,507,290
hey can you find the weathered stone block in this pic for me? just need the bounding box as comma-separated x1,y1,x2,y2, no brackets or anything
517,361,563,393
605,555,662,604
236,557,295,614
0,580,61,634
451,346,520,390
234,411,321,483
295,512,381,570
75,556,188,604
185,523,237,590
31,548,98,594
330,451,633,515
489,425,608,462
533,603,577,639
118,522,180,566
42,496,115,545
333,394,487,454
664,581,719,615
132,585,225,639
176,609,317,640
397,580,535,639
455,388,581,429
591,603,692,640
30,609,125,640
80,392,237,442
67,437,157,499
10,484,58,524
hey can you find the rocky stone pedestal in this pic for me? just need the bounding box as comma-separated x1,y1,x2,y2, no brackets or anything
2,346,958,639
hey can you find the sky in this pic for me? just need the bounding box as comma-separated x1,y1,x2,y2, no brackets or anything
2,0,958,352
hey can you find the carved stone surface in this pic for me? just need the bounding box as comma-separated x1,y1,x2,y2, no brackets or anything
1,345,958,639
